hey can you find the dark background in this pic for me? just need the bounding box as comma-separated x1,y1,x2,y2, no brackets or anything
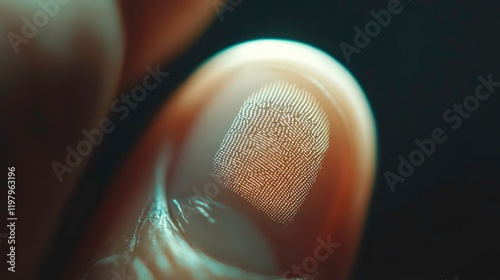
51,0,500,279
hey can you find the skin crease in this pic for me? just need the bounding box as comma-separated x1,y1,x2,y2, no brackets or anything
0,1,375,279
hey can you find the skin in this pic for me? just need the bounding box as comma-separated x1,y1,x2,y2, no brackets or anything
0,1,375,279
0,1,215,278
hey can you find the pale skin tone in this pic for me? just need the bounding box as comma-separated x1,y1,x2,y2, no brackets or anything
0,1,375,279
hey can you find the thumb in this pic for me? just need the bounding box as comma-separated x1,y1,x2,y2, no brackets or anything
73,39,377,280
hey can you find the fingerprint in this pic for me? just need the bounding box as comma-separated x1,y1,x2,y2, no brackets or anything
213,81,330,224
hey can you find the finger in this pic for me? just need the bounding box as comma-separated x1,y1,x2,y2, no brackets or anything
72,40,377,279
118,0,218,88
0,1,123,278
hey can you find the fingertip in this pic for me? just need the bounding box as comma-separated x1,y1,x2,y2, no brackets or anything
120,39,377,279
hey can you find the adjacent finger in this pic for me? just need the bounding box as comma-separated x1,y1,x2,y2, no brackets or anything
118,0,218,88
0,1,124,278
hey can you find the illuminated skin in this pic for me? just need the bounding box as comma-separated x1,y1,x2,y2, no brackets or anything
212,81,330,224
75,41,376,279
0,2,376,280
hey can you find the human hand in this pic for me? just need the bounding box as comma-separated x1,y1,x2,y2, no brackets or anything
0,1,376,279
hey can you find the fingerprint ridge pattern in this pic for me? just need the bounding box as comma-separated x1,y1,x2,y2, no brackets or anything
213,81,330,224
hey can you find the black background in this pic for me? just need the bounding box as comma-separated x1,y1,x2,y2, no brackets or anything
52,1,500,279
